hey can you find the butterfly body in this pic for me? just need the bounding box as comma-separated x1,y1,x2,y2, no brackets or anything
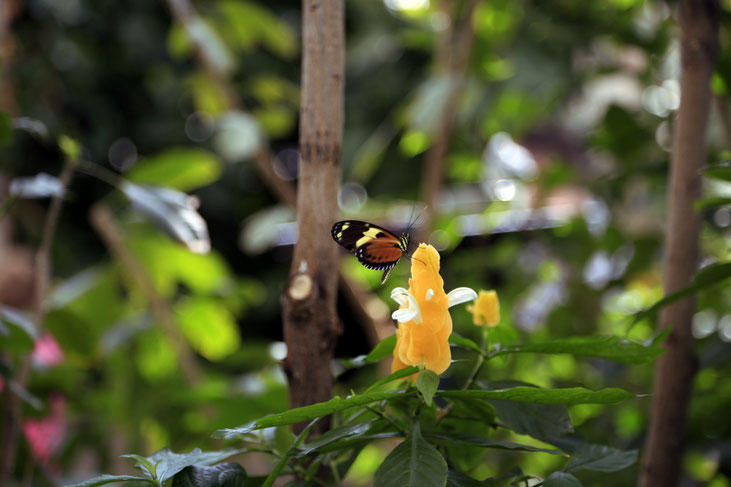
331,220,409,284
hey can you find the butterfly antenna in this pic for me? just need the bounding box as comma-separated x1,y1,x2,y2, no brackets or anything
407,204,428,233
404,253,427,268
406,203,417,229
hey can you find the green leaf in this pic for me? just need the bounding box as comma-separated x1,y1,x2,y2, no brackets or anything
544,472,582,487
121,447,243,485
0,112,12,146
695,196,731,210
446,470,486,487
262,418,319,487
213,391,415,438
46,267,126,359
416,370,439,406
437,386,633,405
493,336,663,364
254,105,296,139
172,463,247,487
366,334,397,363
633,262,731,323
695,261,731,285
175,297,240,361
194,449,249,467
0,306,37,354
399,130,431,156
217,384,632,440
425,433,564,455
303,432,399,455
297,420,379,456
449,333,483,354
186,73,229,115
120,454,158,480
121,183,210,253
58,134,81,161
167,22,192,59
64,474,158,487
127,147,222,191
567,445,637,472
215,385,632,442
488,398,573,439
486,324,519,349
130,232,230,297
218,0,297,59
704,165,731,182
374,423,447,487
365,366,419,393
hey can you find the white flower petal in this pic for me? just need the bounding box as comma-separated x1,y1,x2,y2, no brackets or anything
447,287,478,308
390,287,422,323
425,289,434,301
390,287,411,307
392,307,419,323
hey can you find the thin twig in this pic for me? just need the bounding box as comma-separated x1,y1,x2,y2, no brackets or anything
33,160,76,329
89,202,203,386
420,0,480,237
0,159,75,484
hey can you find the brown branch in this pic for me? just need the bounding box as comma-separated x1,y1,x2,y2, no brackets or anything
88,203,203,386
420,0,479,237
639,1,719,486
33,161,76,329
281,0,344,434
0,159,75,484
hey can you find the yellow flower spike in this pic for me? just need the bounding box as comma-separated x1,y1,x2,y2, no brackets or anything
467,290,501,327
391,244,477,375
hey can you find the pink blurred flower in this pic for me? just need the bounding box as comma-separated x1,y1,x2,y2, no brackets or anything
23,394,67,466
32,333,64,367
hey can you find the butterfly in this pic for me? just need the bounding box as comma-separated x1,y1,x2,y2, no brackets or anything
331,220,410,284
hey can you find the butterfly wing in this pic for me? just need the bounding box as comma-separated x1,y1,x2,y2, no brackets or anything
331,220,408,284
356,239,405,284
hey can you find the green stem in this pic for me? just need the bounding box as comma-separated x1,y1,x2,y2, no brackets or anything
77,159,123,187
461,327,488,390
436,327,489,425
364,405,407,436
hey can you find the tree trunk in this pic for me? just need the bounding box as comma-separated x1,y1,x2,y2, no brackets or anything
639,1,719,486
281,0,344,433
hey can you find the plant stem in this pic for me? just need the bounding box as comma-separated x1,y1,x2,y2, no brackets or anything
89,203,203,386
0,159,75,484
364,405,407,437
436,327,488,424
461,327,488,391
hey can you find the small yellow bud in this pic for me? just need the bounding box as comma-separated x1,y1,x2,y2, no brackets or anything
467,290,500,327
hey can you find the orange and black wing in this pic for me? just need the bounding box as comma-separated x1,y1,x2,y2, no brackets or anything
331,220,408,284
